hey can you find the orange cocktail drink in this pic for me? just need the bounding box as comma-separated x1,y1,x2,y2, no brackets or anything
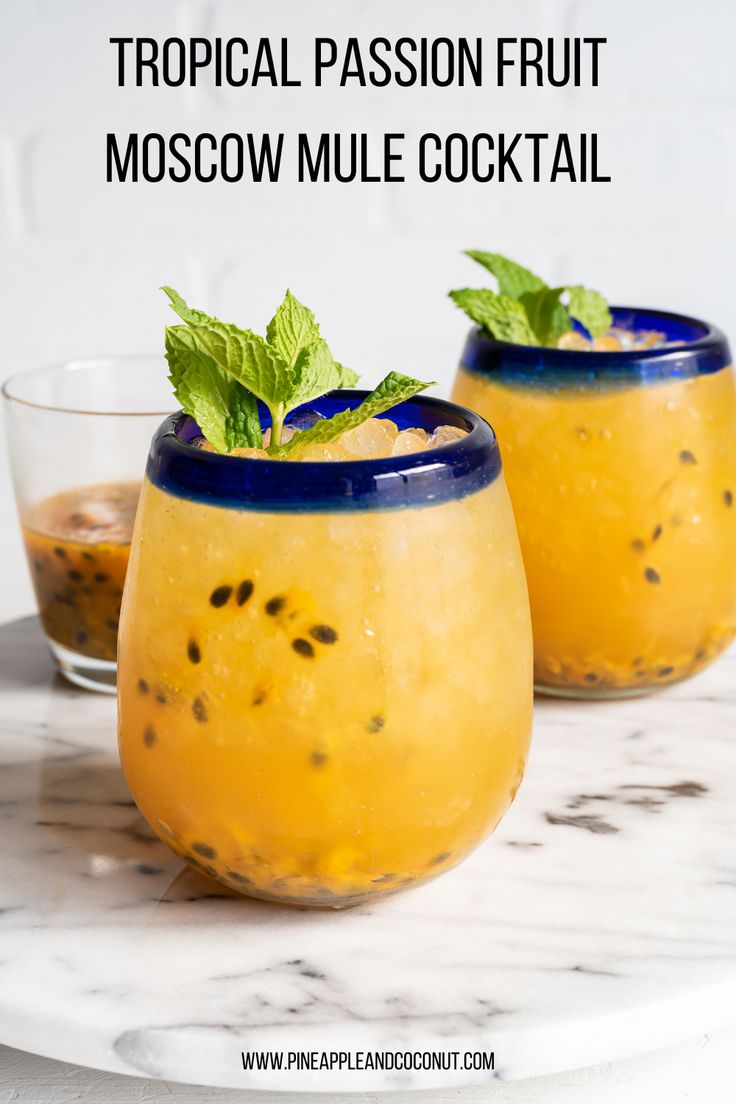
453,309,736,696
22,482,138,662
118,394,533,906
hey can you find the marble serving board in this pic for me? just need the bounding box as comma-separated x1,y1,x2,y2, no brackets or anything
1,616,735,1093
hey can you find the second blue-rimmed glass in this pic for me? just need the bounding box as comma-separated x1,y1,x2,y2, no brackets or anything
452,307,736,698
117,392,533,907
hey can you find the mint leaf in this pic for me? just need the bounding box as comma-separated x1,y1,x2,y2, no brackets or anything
163,288,293,407
519,287,570,347
291,340,359,407
566,286,612,339
225,394,263,452
161,285,215,328
266,291,359,402
266,290,320,369
165,326,262,452
465,252,546,299
449,288,539,346
332,360,360,388
210,328,292,409
277,372,434,458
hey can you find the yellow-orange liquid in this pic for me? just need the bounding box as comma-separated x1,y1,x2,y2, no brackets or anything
118,476,533,906
23,482,139,661
453,366,736,694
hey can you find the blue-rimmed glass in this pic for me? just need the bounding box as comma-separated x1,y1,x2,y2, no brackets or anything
117,392,533,907
452,308,736,698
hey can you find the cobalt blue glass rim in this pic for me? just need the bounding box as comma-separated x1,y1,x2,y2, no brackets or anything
459,306,732,386
145,391,501,513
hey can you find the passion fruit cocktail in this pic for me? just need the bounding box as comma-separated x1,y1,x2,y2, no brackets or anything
118,287,532,905
118,396,533,905
22,482,138,662
453,308,736,696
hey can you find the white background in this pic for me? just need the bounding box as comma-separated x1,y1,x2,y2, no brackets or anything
1,1,735,1100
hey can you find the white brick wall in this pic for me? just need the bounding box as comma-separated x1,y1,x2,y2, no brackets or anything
1,0,734,618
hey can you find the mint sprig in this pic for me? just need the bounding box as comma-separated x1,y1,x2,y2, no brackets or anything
162,287,431,454
276,371,434,458
450,252,611,347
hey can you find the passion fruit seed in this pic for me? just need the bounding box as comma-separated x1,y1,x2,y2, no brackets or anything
237,579,254,605
725,490,733,507
67,569,84,583
265,595,286,616
192,842,217,859
53,546,66,559
310,750,328,768
630,539,645,554
679,450,697,464
187,639,201,664
367,714,385,733
309,624,338,645
53,591,75,607
651,524,663,541
209,585,233,608
143,725,156,748
658,666,675,677
94,572,110,583
644,567,661,584
192,695,208,723
292,638,315,658
429,851,452,866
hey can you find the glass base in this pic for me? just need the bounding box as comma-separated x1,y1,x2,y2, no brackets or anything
48,638,117,694
222,885,387,910
201,867,409,909
535,681,665,701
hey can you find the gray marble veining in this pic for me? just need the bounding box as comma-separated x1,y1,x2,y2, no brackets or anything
0,617,735,1092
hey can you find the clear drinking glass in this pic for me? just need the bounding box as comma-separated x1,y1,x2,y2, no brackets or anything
3,358,174,693
117,393,534,907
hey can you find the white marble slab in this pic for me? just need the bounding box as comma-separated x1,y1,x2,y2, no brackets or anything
0,616,735,1093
